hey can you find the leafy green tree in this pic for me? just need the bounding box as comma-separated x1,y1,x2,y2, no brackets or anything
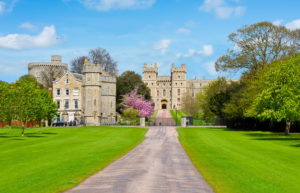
250,54,300,135
0,81,13,123
122,108,139,121
199,78,237,119
216,22,300,72
116,71,151,112
14,75,57,135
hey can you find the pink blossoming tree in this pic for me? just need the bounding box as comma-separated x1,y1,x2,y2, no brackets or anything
123,89,154,118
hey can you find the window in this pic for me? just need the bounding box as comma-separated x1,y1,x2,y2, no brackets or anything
65,79,69,84
74,100,78,109
149,75,151,78
163,89,166,96
157,90,159,96
65,88,69,96
181,83,183,86
56,100,60,109
177,89,180,96
178,98,180,102
73,88,79,96
178,76,180,79
64,100,69,109
56,88,61,96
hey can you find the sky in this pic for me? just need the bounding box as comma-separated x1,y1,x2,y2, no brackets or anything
0,0,300,83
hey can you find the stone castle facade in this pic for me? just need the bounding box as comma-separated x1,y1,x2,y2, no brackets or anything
143,64,214,110
28,56,116,126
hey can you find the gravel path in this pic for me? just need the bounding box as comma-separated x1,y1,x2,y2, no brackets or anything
65,110,214,193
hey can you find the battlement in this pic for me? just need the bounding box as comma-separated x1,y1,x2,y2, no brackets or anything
143,63,158,73
171,64,186,73
83,58,102,73
51,55,62,63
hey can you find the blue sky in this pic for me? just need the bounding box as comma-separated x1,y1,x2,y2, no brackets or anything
0,0,300,82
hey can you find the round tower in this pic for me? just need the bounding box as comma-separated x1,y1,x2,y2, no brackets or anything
82,58,102,126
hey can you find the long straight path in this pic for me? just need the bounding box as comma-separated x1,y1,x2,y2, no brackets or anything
65,126,214,193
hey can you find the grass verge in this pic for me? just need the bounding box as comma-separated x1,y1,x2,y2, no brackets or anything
178,127,300,193
0,126,146,193
170,110,187,126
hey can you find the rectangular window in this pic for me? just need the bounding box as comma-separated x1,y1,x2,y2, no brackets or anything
178,98,180,102
56,88,61,96
177,89,180,96
74,100,78,109
73,88,79,96
64,100,69,109
56,100,60,109
65,88,69,96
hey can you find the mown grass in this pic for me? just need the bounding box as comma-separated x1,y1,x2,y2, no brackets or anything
0,126,146,193
178,127,300,193
170,110,187,125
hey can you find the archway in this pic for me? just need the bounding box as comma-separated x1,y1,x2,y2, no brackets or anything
161,99,168,109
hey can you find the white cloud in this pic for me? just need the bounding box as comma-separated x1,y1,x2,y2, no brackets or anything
0,0,18,14
204,61,217,75
19,22,37,31
153,39,171,54
0,25,60,50
176,45,214,58
0,1,5,14
286,19,300,30
200,0,245,19
273,19,283,26
76,0,156,11
176,28,191,35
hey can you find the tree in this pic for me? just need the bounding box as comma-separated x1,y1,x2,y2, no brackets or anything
13,75,57,135
0,81,13,124
116,71,151,112
215,22,300,72
70,48,117,74
70,56,86,74
181,91,201,118
123,89,154,118
199,78,237,119
250,54,300,135
40,65,65,89
89,48,117,74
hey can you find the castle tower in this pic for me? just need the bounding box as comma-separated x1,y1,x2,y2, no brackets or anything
143,64,158,98
82,58,102,126
171,64,187,109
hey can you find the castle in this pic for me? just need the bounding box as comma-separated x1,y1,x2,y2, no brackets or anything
143,64,214,110
28,56,116,126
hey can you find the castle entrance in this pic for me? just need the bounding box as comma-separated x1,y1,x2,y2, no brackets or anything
161,99,168,109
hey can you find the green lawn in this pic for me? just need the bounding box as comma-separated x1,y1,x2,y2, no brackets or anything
0,126,146,193
178,127,300,193
170,110,187,125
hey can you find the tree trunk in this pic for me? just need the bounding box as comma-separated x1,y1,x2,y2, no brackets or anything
285,120,291,136
21,121,26,136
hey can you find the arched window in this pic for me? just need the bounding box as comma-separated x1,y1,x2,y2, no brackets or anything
177,89,180,96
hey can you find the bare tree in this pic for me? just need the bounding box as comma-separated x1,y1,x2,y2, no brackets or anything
70,56,86,74
89,48,117,74
70,48,117,74
40,65,65,89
